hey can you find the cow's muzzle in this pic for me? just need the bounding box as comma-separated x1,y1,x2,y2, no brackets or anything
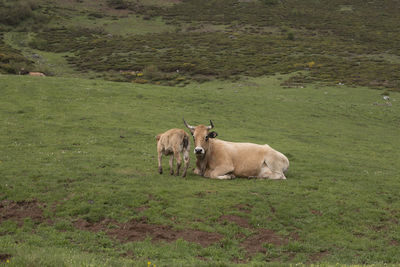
194,147,205,155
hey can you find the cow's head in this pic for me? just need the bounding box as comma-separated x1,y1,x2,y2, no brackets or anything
183,119,218,157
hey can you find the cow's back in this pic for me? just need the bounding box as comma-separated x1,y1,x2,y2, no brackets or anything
209,140,288,177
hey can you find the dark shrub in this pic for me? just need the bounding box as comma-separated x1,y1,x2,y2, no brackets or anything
287,32,295,41
260,0,280,5
0,0,39,26
106,0,128,9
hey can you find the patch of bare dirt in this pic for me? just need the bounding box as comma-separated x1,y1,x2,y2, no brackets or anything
0,199,221,247
73,217,222,247
219,215,251,228
235,204,253,213
217,213,289,257
134,205,149,213
308,250,330,263
241,229,288,255
288,231,300,241
310,209,323,216
0,200,45,226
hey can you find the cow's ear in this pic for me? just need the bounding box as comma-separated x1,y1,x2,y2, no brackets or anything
208,131,218,138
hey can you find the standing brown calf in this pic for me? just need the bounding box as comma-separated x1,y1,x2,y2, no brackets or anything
156,128,190,177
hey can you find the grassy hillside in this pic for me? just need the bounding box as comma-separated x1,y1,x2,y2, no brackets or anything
1,0,400,265
1,0,400,90
1,74,399,265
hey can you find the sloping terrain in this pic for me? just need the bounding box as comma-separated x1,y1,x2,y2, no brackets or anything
0,74,399,265
1,0,400,265
1,0,400,90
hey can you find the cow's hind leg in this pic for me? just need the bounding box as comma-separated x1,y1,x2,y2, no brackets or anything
258,163,286,180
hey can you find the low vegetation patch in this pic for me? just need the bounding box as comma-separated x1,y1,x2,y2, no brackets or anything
26,26,400,89
0,0,37,26
1,0,399,90
0,254,12,263
0,33,33,74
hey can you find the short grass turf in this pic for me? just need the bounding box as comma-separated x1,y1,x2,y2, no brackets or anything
0,74,399,266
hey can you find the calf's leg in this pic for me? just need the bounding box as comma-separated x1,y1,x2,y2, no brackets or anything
157,150,163,174
174,151,182,176
169,154,174,175
182,149,190,177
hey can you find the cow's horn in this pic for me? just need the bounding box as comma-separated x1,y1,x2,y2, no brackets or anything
207,120,214,130
183,118,195,131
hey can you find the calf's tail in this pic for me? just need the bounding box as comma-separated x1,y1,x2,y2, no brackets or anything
182,134,189,150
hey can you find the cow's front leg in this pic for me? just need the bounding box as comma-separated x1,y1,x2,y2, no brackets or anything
194,167,201,175
194,158,206,176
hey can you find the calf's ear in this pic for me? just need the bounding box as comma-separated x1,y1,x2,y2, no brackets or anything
208,131,218,138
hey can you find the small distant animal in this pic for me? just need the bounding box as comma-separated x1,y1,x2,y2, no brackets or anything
156,128,190,177
19,68,29,75
28,72,46,77
183,119,289,180
383,95,390,101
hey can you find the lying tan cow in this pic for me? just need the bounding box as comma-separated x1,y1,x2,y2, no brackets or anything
183,119,289,180
28,72,46,77
156,128,190,177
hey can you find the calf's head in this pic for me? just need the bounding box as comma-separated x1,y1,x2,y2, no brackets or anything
183,119,218,156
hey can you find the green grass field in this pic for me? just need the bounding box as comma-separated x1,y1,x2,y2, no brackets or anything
1,74,399,266
1,0,400,265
